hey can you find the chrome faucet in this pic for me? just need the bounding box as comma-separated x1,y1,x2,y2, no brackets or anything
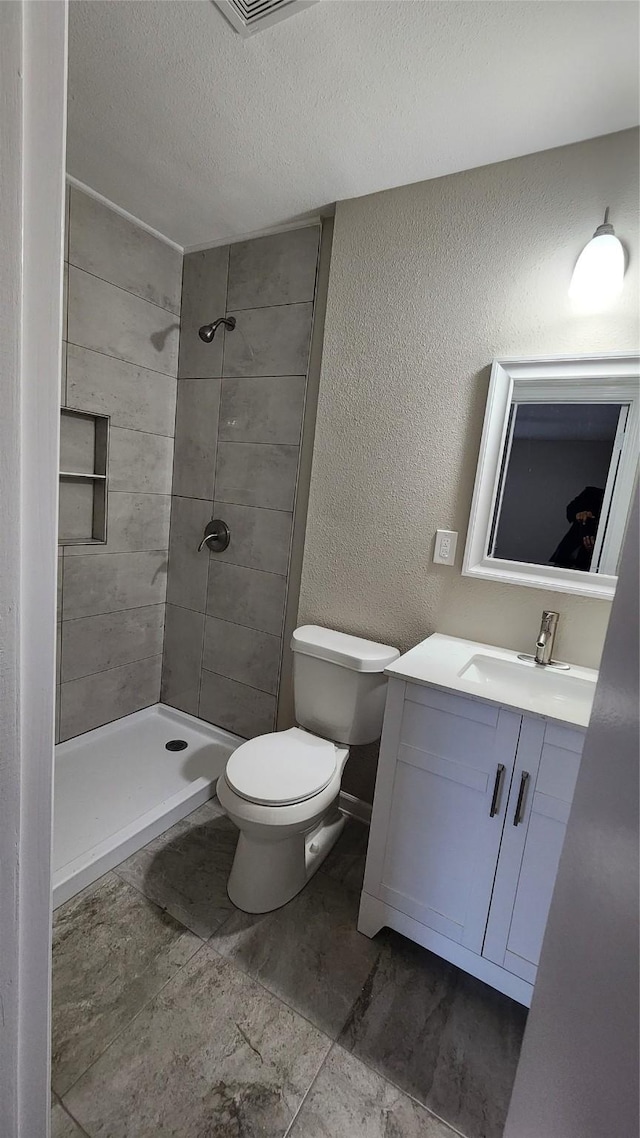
518,610,570,669
534,611,558,666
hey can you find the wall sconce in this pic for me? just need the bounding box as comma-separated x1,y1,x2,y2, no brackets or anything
569,208,625,311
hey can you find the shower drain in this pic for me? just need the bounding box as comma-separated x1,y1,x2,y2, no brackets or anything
165,739,188,751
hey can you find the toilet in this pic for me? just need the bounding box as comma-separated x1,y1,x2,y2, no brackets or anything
216,625,399,913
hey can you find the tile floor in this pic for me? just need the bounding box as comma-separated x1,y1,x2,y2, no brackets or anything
51,802,527,1138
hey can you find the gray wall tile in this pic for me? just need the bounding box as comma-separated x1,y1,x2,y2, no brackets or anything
161,605,205,715
67,344,177,437
59,656,162,741
212,501,292,575
227,227,319,310
61,605,165,682
199,670,275,738
216,441,299,511
219,375,305,445
65,492,171,557
108,427,174,495
63,551,168,619
203,617,281,695
178,247,229,379
223,303,313,378
172,379,220,499
166,497,213,612
68,267,179,377
69,188,182,314
206,561,286,636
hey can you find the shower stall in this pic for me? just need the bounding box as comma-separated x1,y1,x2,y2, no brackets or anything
54,184,326,906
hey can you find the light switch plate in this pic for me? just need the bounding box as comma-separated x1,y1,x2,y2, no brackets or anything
434,529,458,565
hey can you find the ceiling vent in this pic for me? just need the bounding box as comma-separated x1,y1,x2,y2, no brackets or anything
213,0,317,37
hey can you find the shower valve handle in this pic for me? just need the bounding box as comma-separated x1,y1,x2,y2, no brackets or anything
198,519,230,553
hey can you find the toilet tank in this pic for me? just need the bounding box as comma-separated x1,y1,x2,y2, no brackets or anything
291,626,400,745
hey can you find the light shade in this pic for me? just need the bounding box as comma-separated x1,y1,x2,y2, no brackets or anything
569,210,625,311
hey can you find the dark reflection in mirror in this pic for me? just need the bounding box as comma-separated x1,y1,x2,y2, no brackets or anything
490,403,623,573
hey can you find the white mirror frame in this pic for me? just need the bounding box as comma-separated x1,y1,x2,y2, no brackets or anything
462,353,640,600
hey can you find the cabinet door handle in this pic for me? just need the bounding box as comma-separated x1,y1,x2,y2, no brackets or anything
513,771,530,826
489,764,505,818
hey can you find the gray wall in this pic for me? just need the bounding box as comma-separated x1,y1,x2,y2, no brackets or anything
504,488,639,1138
57,187,182,742
161,226,321,738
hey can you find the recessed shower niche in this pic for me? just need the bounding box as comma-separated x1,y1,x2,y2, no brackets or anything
59,407,109,545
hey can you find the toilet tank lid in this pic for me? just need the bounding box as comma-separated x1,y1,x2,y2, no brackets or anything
291,625,400,673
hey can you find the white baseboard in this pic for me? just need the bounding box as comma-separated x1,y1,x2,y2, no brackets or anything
339,791,371,825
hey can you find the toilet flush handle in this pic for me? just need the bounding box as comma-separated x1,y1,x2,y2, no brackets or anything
197,519,230,553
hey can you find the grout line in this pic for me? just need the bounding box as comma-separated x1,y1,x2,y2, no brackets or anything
65,338,177,381
62,546,168,558
67,340,179,383
60,600,167,623
200,663,278,700
60,650,163,687
108,422,176,441
282,1040,335,1138
67,260,181,319
55,1098,93,1138
216,439,300,449
203,612,282,643
227,298,316,315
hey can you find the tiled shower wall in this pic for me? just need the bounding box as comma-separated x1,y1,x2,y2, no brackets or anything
57,188,182,742
161,226,321,737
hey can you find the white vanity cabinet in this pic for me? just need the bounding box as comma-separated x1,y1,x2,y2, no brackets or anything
359,676,585,1007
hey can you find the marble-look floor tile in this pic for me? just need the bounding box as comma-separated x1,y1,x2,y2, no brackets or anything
52,873,200,1096
339,930,527,1138
64,946,331,1138
288,1045,457,1138
116,803,237,939
213,870,380,1039
52,1095,89,1138
317,818,370,895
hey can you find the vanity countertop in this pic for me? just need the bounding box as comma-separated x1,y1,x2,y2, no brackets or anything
385,633,598,729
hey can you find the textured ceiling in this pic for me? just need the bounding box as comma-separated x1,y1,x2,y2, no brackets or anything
67,0,640,249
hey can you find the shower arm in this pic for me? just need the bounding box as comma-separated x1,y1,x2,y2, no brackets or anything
198,316,237,342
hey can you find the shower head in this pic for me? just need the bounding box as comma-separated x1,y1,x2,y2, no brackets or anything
198,316,236,342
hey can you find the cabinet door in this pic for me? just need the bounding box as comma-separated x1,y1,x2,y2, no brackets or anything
483,718,584,983
369,684,522,954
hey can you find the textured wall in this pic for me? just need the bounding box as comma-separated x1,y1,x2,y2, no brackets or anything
57,188,182,741
161,227,321,738
299,130,639,671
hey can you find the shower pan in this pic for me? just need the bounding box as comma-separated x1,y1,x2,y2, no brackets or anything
52,705,242,908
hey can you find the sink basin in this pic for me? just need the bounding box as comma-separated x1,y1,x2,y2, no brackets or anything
385,633,598,728
459,654,596,722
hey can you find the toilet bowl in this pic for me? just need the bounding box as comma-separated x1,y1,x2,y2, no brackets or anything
217,626,399,914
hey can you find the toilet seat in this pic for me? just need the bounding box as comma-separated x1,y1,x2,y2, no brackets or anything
225,727,339,807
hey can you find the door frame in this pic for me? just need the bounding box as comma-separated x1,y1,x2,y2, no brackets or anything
0,3,67,1135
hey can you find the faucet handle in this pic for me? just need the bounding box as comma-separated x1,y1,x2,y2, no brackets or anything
541,610,559,630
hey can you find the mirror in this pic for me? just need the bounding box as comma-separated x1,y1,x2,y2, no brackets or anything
463,354,639,600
